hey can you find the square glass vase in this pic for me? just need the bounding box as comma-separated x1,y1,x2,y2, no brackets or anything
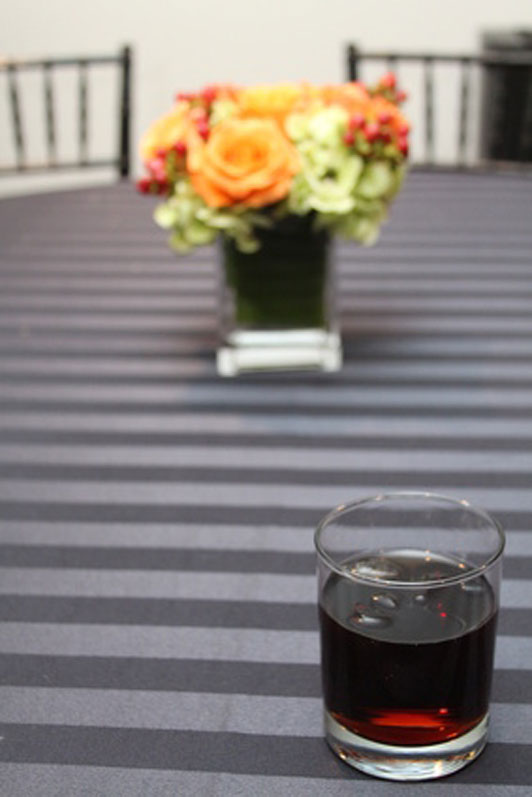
216,217,342,377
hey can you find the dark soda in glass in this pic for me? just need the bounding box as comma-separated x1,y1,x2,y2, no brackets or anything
319,549,497,747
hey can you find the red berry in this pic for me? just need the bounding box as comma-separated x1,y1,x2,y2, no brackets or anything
147,158,166,181
398,137,409,156
174,141,187,156
136,177,151,194
380,72,396,89
398,122,410,137
201,85,217,103
379,131,392,143
377,111,392,125
364,122,380,142
155,147,167,159
197,120,210,140
348,112,365,130
343,130,355,146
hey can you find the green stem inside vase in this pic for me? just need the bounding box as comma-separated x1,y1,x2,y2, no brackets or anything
222,217,330,330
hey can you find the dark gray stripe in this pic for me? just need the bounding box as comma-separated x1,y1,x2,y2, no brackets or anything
2,428,532,451
0,724,529,783
0,502,530,529
0,596,316,629
5,373,532,389
1,463,532,489
4,400,532,418
0,545,528,580
0,480,528,513
0,655,321,695
3,305,532,319
0,595,527,635
1,347,532,364
0,654,527,705
2,324,532,340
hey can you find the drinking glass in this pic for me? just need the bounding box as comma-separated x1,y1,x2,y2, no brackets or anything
315,491,505,781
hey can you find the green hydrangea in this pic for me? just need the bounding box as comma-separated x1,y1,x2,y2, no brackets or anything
283,107,404,244
154,178,272,253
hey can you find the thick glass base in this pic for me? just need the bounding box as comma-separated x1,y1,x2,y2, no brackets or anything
217,328,342,376
324,710,489,781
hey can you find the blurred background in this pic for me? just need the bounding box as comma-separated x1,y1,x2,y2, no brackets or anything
1,0,531,196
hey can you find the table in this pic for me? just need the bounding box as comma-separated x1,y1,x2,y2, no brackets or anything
0,171,531,796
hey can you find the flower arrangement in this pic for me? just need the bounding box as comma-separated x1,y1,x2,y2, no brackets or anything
137,75,410,253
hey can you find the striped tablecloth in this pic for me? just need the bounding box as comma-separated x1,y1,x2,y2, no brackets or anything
0,171,531,796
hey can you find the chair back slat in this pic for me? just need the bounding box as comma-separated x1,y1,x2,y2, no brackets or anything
386,55,397,73
423,57,435,164
119,45,132,178
78,60,89,165
458,58,471,166
7,65,25,169
43,63,56,165
347,44,358,81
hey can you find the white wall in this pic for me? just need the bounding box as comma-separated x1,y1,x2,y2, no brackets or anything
1,0,531,195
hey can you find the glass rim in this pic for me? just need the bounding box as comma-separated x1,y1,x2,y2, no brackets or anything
314,490,506,589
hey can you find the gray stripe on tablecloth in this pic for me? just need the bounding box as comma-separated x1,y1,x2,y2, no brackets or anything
0,595,527,636
0,546,528,580
9,241,532,259
0,724,529,784
2,443,532,472
2,411,532,438
0,480,531,512
0,503,530,532
3,428,532,452
0,296,216,312
0,567,532,609
0,323,531,341
0,568,528,607
0,596,319,629
2,767,531,797
0,624,529,668
6,373,532,390
2,272,532,289
2,315,532,334
1,334,532,357
1,463,530,490
4,357,532,382
0,522,316,550
0,655,528,704
4,400,532,419
0,522,529,557
4,257,532,274
0,568,318,602
0,688,527,744
0,396,532,420
3,297,532,315
4,381,532,408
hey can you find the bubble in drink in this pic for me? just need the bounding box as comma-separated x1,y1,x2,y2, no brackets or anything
371,593,399,611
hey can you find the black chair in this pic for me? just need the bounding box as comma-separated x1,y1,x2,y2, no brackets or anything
346,43,532,170
0,45,132,179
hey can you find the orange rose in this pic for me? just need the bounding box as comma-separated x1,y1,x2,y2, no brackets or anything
236,83,317,126
187,117,300,208
140,103,191,161
321,82,370,115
